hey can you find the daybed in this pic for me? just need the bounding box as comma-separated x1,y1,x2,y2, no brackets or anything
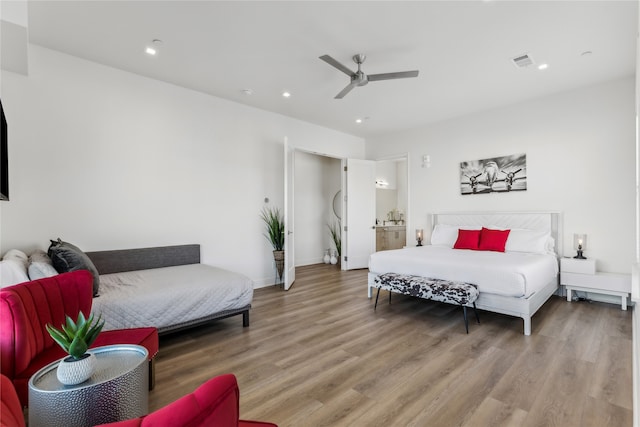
86,244,254,334
368,211,562,335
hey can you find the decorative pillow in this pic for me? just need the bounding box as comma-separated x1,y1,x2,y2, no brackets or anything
504,228,552,254
0,249,30,287
28,249,59,280
2,249,28,269
453,229,481,250
48,238,100,296
432,224,481,247
478,227,510,252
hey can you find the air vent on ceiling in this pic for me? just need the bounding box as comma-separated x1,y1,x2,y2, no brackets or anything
511,54,534,68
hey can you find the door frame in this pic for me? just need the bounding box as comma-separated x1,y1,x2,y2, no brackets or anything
284,142,345,286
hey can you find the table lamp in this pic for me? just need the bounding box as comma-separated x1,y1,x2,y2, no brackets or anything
573,233,587,259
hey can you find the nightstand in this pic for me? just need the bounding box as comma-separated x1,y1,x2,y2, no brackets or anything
560,258,631,310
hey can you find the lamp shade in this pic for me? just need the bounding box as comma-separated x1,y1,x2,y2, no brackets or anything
573,234,587,250
416,229,423,241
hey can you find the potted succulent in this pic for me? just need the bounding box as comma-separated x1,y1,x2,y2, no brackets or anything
260,206,285,282
46,311,104,385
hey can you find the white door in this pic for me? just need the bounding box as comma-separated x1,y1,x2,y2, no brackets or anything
283,138,295,290
345,158,376,269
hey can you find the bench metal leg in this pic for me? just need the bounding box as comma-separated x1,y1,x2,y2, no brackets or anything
374,287,381,310
463,305,469,334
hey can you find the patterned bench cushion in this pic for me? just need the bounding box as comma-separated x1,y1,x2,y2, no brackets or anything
373,273,479,306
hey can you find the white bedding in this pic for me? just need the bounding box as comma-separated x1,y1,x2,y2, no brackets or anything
368,245,558,298
92,263,253,331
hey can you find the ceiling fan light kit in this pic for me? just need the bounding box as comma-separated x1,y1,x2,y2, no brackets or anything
320,54,419,99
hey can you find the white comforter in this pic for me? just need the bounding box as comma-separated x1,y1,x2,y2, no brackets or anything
92,263,253,331
368,245,558,298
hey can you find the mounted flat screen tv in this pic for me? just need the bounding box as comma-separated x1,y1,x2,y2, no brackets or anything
0,99,8,201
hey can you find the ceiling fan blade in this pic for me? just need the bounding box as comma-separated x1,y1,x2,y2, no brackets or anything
368,70,419,81
335,82,357,99
319,55,355,77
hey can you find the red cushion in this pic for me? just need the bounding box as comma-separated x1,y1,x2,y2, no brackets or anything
1,374,25,427
96,374,277,427
453,229,481,250
478,227,511,252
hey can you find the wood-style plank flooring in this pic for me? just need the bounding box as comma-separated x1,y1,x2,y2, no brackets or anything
150,264,633,427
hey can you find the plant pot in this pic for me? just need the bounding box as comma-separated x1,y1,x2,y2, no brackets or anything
273,250,285,282
57,353,96,385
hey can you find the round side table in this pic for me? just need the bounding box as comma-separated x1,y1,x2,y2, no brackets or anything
29,344,149,427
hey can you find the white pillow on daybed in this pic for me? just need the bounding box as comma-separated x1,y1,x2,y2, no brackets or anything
0,249,30,287
28,249,59,280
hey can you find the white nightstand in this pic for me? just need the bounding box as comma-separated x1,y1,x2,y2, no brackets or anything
560,258,631,310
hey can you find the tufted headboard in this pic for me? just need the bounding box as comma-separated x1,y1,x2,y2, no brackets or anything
429,211,563,256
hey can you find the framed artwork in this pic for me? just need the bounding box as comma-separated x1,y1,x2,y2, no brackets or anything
460,153,526,195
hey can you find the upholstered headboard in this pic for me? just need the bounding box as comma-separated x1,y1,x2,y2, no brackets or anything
429,211,563,256
86,244,200,275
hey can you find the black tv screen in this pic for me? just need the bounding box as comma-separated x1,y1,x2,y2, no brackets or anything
0,99,8,201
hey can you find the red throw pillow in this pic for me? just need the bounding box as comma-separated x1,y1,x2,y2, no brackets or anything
453,229,481,250
478,227,511,252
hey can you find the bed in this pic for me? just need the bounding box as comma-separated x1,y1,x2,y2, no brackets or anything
87,244,253,334
368,211,562,335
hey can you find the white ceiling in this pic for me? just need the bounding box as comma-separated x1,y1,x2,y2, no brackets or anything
26,1,637,139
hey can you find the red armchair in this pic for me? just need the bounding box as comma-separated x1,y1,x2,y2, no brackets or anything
97,374,276,427
1,374,25,427
0,270,159,407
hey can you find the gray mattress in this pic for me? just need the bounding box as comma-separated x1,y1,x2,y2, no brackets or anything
86,245,253,333
92,263,253,332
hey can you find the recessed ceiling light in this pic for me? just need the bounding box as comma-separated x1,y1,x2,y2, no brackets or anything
537,63,548,70
145,47,157,56
282,91,291,98
355,118,362,124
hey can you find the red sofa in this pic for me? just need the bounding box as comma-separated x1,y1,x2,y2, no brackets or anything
0,270,159,406
1,374,25,427
97,374,277,427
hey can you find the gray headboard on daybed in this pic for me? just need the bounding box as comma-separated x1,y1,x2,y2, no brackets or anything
86,244,200,275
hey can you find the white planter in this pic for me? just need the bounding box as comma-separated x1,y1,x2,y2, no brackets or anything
56,353,97,385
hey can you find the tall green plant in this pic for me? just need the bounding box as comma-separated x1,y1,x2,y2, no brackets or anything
46,312,104,360
328,220,341,257
260,206,285,251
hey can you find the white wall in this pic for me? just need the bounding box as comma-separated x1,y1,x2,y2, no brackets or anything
294,151,340,266
367,77,635,274
0,45,364,287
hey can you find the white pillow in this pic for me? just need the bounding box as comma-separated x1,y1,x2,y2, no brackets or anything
3,249,28,268
0,249,31,288
28,249,59,280
431,224,481,247
504,229,552,254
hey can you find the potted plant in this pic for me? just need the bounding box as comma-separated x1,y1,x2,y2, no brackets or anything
46,311,104,385
328,220,341,265
260,206,285,282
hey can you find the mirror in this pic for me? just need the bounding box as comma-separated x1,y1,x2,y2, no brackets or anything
332,190,342,220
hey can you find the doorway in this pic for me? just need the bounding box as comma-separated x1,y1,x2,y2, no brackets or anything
375,157,409,251
293,150,342,268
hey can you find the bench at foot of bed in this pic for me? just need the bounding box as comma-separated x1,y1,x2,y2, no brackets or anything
372,273,480,333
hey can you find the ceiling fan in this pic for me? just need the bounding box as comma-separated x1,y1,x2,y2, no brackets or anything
319,54,419,99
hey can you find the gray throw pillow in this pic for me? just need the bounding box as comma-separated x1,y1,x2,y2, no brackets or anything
48,238,100,296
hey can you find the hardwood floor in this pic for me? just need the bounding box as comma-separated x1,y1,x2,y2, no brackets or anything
150,264,633,426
